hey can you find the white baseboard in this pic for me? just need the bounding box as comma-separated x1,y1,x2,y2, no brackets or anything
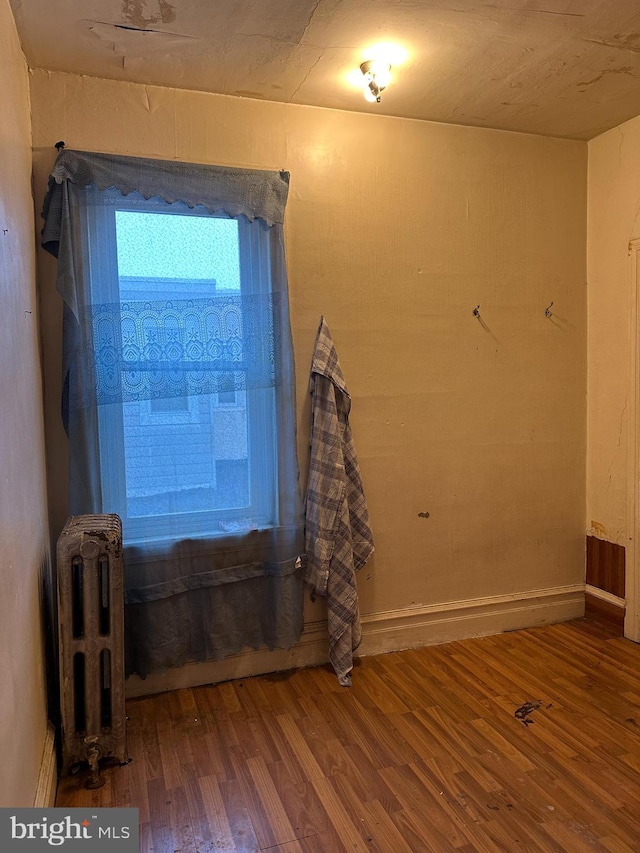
358,583,585,656
126,583,585,698
585,583,626,608
34,724,57,808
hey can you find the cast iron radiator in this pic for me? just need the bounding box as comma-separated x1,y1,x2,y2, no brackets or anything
57,514,127,774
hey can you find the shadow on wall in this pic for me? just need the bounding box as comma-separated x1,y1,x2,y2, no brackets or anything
40,549,60,740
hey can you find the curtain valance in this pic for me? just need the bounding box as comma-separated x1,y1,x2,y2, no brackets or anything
42,149,289,257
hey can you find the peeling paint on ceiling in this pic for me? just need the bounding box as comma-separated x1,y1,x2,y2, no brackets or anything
121,0,176,29
9,0,640,140
87,20,197,55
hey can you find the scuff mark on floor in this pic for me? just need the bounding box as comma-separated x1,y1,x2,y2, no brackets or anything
514,700,552,726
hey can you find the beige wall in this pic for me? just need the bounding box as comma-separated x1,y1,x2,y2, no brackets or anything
0,2,51,807
587,115,640,546
31,70,586,642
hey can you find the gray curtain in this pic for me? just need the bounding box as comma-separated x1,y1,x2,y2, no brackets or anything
42,149,304,677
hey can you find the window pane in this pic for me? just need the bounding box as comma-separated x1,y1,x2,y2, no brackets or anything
114,210,251,522
122,394,249,519
115,210,240,289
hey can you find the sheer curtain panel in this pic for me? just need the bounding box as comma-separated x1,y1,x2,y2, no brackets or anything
42,149,304,676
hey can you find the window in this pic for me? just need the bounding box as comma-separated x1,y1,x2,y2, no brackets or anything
85,190,276,543
43,150,304,675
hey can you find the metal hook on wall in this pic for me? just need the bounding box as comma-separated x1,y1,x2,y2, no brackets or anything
545,301,554,318
472,305,481,319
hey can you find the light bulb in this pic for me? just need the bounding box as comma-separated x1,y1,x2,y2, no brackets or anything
370,61,391,89
360,60,392,104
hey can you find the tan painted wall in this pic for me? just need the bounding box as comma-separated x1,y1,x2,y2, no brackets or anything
0,1,51,807
587,115,640,546
31,70,586,637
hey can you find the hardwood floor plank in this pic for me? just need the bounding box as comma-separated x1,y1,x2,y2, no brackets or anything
228,751,280,850
245,755,300,847
359,798,417,853
541,818,610,852
275,714,325,782
601,835,638,853
297,831,348,852
183,765,234,851
147,777,175,853
342,741,401,812
167,785,198,853
267,759,333,843
264,673,308,720
139,821,153,853
468,717,538,773
308,775,374,853
446,767,556,853
155,717,189,791
311,690,400,768
56,615,640,852
218,776,261,852
380,763,469,850
351,666,411,715
406,759,506,853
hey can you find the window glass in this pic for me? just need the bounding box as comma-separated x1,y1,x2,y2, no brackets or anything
91,198,276,541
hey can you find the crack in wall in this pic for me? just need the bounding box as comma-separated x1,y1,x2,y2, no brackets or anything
617,400,627,447
618,124,625,169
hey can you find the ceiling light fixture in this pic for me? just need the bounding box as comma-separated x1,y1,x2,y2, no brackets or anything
360,59,392,103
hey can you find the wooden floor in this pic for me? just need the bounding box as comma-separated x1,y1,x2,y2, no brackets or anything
57,613,640,852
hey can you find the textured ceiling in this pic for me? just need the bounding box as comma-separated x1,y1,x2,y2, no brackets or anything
10,0,640,139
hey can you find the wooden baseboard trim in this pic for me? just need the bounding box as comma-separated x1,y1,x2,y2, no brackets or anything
585,583,626,608
126,583,585,698
585,586,626,634
34,724,57,808
358,583,585,656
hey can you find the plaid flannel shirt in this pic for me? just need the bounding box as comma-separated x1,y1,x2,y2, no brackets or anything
304,317,374,686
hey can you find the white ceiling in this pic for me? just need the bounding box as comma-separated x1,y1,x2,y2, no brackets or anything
10,0,640,140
